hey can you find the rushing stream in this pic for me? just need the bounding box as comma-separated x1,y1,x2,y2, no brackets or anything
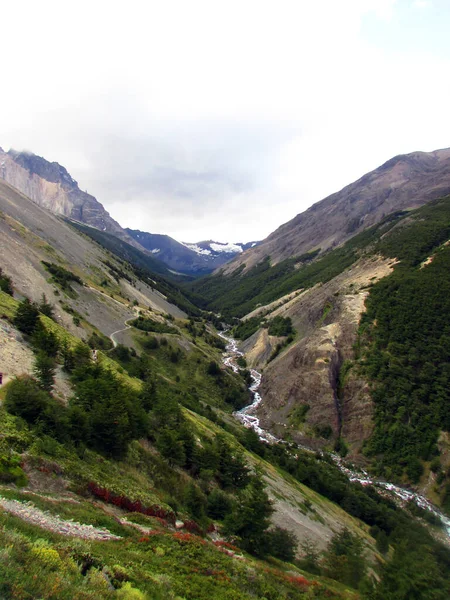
219,329,450,538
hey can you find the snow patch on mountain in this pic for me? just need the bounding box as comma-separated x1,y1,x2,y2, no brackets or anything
210,242,243,254
182,243,212,256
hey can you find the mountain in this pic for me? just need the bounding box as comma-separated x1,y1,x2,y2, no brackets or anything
213,196,450,504
0,175,392,599
1,155,449,598
126,229,259,275
223,147,450,274
0,147,142,249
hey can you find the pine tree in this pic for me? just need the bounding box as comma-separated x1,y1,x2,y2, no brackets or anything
13,298,40,335
323,528,367,588
223,472,273,555
33,351,56,392
38,294,55,319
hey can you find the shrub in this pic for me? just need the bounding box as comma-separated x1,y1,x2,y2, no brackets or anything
267,316,293,337
4,376,51,423
265,526,298,562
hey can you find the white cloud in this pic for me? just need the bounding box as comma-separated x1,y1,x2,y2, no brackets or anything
0,0,449,242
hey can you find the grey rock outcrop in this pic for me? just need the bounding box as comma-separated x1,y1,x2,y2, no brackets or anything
0,148,142,249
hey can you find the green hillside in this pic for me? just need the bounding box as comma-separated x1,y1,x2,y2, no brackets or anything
184,211,409,318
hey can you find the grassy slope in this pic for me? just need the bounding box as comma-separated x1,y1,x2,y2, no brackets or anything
68,221,202,316
185,211,408,318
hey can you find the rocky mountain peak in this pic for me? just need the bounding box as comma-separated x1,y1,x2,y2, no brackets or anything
0,147,143,250
7,150,78,189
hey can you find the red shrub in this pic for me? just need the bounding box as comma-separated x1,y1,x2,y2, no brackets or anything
87,482,175,525
182,520,202,534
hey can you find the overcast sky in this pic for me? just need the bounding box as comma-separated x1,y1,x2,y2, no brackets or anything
2,0,450,243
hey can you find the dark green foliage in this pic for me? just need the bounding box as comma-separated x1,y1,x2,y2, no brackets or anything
87,331,113,351
267,316,293,336
236,356,247,368
142,335,160,350
62,341,91,373
0,453,27,486
33,351,56,391
113,344,131,362
298,539,321,575
156,428,186,466
38,294,54,319
206,488,234,520
0,267,13,295
13,298,40,335
4,376,52,423
314,424,333,440
131,316,177,334
215,437,250,489
41,261,82,290
372,543,450,600
31,325,60,357
185,210,409,318
223,473,274,555
184,482,207,520
234,316,263,340
264,526,298,562
71,367,148,459
358,197,450,481
207,360,221,376
323,528,366,588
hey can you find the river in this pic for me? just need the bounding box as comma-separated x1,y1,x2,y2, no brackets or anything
219,329,450,537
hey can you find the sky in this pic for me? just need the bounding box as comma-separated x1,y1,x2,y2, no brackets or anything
1,0,450,243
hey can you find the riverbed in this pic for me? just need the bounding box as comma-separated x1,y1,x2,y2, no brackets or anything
219,329,450,537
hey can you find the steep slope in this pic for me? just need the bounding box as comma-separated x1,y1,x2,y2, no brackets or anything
237,195,450,504
223,147,450,274
127,229,259,275
1,175,450,598
0,178,186,345
0,148,142,249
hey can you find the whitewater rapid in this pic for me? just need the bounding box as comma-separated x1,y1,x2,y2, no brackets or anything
219,329,450,537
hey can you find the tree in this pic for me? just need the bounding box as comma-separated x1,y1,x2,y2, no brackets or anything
38,294,55,319
298,538,321,575
13,298,40,335
323,528,367,588
223,473,274,555
33,351,56,392
156,428,186,466
207,361,221,376
31,325,60,357
184,482,207,520
0,268,13,295
140,371,157,411
4,375,50,423
207,489,234,520
216,437,250,489
265,526,298,562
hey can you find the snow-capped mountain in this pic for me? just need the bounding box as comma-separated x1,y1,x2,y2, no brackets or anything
126,230,259,275
182,240,258,257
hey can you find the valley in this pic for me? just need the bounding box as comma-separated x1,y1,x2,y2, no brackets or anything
1,145,450,599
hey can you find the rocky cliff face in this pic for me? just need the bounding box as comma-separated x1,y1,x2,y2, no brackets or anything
242,256,396,457
0,148,142,249
224,148,450,273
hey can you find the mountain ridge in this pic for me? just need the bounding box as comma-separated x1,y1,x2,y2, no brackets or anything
127,228,259,275
222,147,450,274
0,148,144,250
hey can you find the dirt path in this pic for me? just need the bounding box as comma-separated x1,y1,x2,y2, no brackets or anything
0,496,121,540
109,317,136,348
